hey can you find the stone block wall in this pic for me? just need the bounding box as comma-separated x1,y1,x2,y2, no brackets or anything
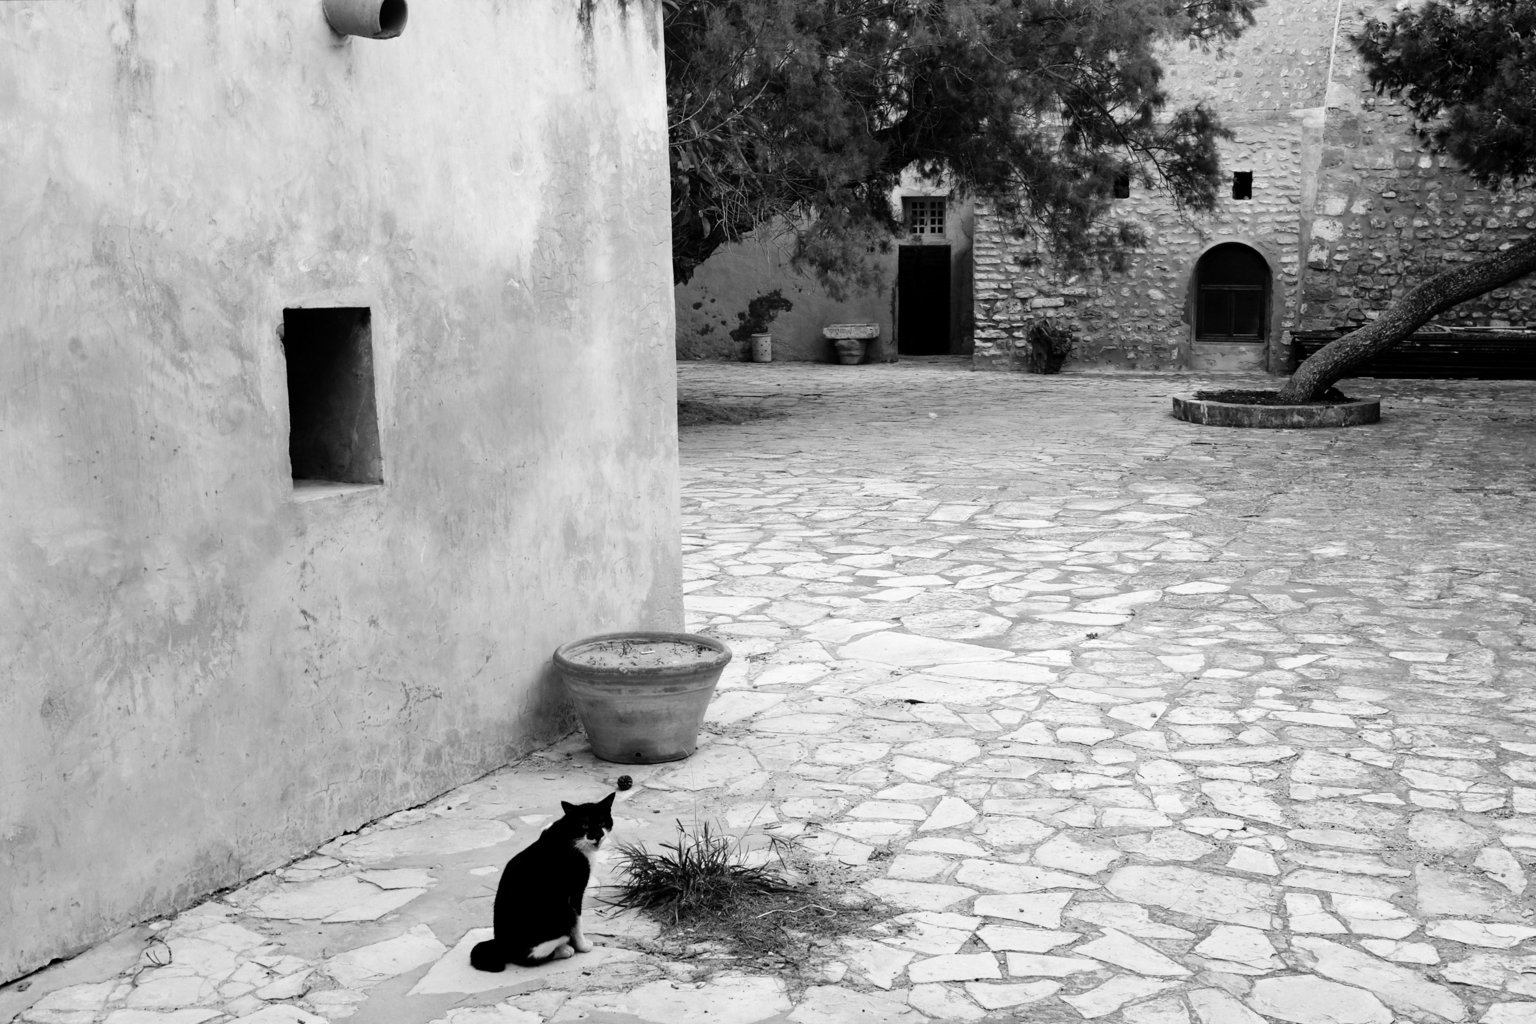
973,117,1318,372
975,0,1536,373
973,0,1337,372
1157,0,1336,110
1299,7,1536,330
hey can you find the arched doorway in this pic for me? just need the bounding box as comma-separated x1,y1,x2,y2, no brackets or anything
1195,243,1269,341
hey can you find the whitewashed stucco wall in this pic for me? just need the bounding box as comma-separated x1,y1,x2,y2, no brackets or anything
0,0,679,981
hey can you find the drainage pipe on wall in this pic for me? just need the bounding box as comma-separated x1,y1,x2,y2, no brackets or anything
323,0,407,39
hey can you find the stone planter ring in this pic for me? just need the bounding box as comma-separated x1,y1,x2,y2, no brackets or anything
1171,395,1382,428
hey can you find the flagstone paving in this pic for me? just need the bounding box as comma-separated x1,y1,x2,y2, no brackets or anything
6,360,1536,1024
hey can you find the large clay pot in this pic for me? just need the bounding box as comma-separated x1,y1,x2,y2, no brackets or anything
834,338,865,364
553,631,732,764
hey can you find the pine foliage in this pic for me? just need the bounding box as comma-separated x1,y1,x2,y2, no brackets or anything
1355,0,1536,189
1280,0,1536,401
665,0,1259,290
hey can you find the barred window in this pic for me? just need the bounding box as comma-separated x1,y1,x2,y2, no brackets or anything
903,197,947,235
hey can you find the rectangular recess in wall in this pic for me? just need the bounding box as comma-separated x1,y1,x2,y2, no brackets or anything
1232,171,1253,200
281,307,383,486
1112,172,1131,199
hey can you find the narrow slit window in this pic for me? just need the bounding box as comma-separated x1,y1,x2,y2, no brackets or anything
281,307,383,485
1232,171,1253,200
903,197,947,236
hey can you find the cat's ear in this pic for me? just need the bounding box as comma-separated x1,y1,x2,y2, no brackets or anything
560,801,577,816
598,792,616,810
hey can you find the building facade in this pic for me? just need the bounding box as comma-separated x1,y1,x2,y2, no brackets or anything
973,0,1536,372
1,0,679,981
675,175,976,363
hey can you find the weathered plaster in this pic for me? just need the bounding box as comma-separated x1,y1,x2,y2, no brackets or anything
675,185,975,362
674,232,896,363
0,0,678,982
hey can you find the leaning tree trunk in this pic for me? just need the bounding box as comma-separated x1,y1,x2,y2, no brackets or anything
1277,232,1536,403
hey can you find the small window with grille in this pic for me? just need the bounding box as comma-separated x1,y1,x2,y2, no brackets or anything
904,197,947,236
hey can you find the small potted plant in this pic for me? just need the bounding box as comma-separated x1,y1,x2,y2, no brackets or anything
729,290,795,363
553,632,732,764
1022,319,1077,373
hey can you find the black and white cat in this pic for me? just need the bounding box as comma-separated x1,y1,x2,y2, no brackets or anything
469,792,615,971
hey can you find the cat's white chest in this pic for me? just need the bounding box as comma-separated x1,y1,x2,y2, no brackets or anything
574,837,600,867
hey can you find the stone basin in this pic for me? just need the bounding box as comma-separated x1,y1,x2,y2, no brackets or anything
823,322,881,340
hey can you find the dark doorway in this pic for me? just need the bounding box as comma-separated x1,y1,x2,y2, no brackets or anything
1195,243,1268,341
898,245,951,355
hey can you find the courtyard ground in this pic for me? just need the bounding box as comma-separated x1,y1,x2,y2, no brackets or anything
6,359,1536,1024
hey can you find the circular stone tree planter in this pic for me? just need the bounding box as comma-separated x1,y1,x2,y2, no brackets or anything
553,631,732,764
1172,390,1381,429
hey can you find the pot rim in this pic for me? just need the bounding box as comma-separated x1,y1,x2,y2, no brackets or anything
553,630,732,680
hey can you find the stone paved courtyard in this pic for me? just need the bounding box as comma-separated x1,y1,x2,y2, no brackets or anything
6,360,1536,1024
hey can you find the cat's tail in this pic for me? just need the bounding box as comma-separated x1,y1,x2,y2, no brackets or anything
469,939,506,973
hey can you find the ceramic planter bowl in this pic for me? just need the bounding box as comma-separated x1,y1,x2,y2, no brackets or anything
553,631,732,764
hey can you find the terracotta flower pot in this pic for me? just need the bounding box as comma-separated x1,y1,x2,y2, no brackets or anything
834,338,865,364
553,631,732,764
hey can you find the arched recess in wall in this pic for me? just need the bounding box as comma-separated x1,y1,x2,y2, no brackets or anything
1192,242,1271,342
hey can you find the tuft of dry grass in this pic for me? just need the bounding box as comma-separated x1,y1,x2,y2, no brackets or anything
604,820,880,981
609,820,790,922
